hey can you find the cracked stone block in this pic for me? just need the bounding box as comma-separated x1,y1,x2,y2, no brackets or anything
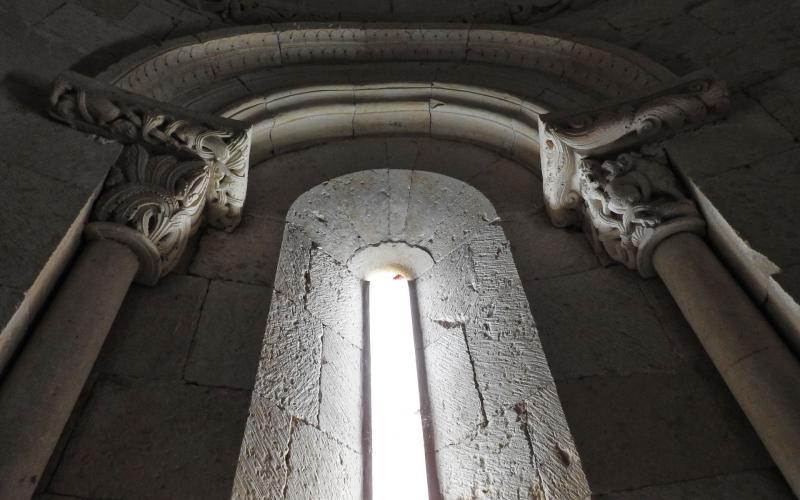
49,378,250,499
255,293,322,425
184,280,272,390
436,406,543,499
558,367,774,494
273,224,314,302
525,267,681,380
231,396,292,500
417,244,480,325
288,184,365,265
190,215,284,286
285,422,361,500
424,326,484,449
466,283,553,415
319,328,362,451
388,168,413,240
321,170,392,246
500,211,599,281
306,247,363,348
597,469,793,499
521,384,590,498
96,275,207,380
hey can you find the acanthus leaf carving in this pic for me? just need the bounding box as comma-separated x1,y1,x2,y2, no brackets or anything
85,145,210,285
49,71,252,233
579,148,705,277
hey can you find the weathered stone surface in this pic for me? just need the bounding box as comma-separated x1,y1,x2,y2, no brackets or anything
424,327,484,449
597,469,794,499
749,67,800,140
558,367,774,494
190,215,284,286
273,224,314,302
664,95,795,179
326,169,391,246
231,396,291,500
436,407,543,500
319,328,362,451
306,248,363,348
417,244,479,327
521,384,590,499
96,275,207,380
50,378,250,499
184,280,272,390
285,422,361,500
254,293,322,425
467,283,553,414
501,211,599,281
387,168,413,239
525,267,681,380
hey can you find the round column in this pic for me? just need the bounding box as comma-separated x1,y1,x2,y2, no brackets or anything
653,232,800,496
0,239,139,500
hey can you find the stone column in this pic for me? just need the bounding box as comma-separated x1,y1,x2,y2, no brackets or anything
0,71,254,499
538,72,800,495
653,232,800,496
0,239,139,500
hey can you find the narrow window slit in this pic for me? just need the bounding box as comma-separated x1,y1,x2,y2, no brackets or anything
367,272,430,500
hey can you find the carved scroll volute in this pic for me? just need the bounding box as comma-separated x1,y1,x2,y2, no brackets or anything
84,145,210,285
49,71,252,233
579,148,705,277
538,70,729,229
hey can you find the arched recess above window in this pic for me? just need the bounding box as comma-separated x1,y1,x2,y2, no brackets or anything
232,167,590,499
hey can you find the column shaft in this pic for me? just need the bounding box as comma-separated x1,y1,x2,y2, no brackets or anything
0,239,139,499
653,232,800,496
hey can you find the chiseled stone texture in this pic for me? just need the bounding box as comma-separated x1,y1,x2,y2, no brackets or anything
306,247,363,348
231,397,291,500
285,422,361,500
184,279,272,390
49,378,250,500
96,275,208,380
319,327,362,451
254,293,323,425
418,221,588,498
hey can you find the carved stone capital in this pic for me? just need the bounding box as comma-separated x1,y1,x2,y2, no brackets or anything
84,145,210,285
579,148,704,277
49,71,252,232
539,70,729,227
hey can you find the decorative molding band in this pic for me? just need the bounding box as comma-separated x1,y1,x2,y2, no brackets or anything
49,71,253,284
538,70,729,274
538,70,729,229
49,71,252,233
580,148,705,277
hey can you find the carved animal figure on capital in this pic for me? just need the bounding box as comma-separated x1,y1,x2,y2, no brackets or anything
580,151,696,237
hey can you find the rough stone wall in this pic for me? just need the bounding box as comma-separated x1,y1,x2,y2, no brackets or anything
2,0,800,374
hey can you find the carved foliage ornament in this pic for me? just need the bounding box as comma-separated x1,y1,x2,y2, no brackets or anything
85,145,209,285
539,70,729,228
579,149,704,277
49,71,252,232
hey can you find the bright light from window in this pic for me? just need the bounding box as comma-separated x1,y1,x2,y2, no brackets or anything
368,271,429,500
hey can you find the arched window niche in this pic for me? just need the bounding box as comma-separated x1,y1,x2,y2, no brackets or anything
232,143,590,499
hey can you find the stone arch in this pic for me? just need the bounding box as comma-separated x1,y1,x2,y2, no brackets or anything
233,155,589,498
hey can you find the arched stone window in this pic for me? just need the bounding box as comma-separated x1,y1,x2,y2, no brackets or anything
233,165,588,499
